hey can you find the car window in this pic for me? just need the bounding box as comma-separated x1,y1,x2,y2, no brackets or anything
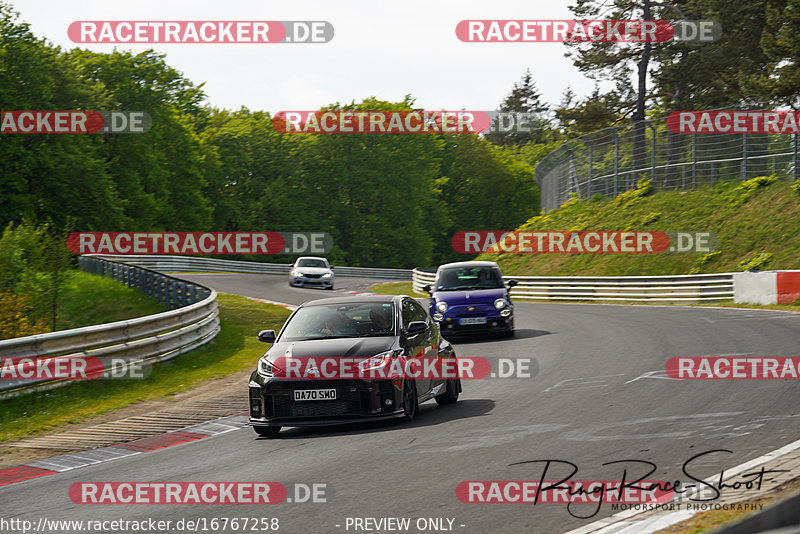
401,299,415,330
402,299,429,329
296,259,328,268
436,266,504,291
410,299,429,323
280,302,394,340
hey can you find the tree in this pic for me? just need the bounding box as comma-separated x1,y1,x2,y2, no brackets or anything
486,69,553,146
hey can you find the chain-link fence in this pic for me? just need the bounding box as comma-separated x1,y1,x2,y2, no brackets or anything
535,116,800,212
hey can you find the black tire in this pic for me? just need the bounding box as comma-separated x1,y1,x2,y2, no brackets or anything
253,426,281,437
401,380,418,421
435,377,460,405
326,285,334,290
504,329,515,338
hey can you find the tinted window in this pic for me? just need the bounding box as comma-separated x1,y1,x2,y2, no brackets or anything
297,259,328,268
436,266,503,291
281,302,395,340
402,299,429,330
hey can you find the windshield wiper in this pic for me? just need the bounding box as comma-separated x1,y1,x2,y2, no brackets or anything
354,332,393,337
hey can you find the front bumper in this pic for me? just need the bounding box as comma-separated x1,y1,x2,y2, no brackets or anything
249,377,404,427
290,275,333,288
437,314,513,336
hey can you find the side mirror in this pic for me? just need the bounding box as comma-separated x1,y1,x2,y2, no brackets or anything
257,330,276,343
421,284,431,294
330,265,334,270
406,321,428,335
507,279,518,288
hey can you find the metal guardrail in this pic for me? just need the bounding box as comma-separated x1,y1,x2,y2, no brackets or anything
412,269,734,302
91,254,413,280
0,257,220,398
536,116,800,211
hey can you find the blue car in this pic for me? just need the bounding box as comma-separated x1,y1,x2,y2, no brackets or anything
422,261,517,338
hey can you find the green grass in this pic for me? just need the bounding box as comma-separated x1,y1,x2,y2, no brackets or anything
0,294,291,442
55,271,167,330
478,178,800,276
370,281,427,297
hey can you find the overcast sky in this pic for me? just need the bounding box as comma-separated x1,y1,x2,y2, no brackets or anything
10,0,602,113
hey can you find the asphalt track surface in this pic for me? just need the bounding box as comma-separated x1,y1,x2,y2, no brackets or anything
3,273,800,534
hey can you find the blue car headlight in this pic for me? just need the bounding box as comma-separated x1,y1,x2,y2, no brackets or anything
432,312,444,321
436,301,448,313
494,298,507,309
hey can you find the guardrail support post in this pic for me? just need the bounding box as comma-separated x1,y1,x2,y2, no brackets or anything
692,133,697,190
742,132,748,180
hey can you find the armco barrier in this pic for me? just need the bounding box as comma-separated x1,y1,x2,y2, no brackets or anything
412,269,735,302
91,254,413,280
0,257,220,398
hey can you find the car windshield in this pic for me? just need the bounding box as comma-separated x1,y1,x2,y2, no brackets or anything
435,267,504,291
297,259,327,268
280,302,396,340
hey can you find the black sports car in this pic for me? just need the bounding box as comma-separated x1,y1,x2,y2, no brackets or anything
248,294,461,437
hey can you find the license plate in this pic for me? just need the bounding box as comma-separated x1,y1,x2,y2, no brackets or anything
459,317,487,325
293,389,337,401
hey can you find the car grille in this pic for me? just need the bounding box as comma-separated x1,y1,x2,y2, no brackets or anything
271,389,362,418
304,273,322,279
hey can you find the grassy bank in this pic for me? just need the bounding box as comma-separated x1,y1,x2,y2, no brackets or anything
478,178,800,276
0,294,291,442
56,271,167,330
370,281,427,297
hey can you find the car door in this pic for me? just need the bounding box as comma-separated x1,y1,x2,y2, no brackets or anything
401,298,434,396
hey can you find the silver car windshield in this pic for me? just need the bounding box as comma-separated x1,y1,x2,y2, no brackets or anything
297,259,327,268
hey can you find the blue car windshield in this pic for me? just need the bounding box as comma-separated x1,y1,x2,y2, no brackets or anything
435,267,504,291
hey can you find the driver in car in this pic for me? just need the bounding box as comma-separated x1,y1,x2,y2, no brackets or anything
317,312,347,336
476,269,494,287
369,307,392,332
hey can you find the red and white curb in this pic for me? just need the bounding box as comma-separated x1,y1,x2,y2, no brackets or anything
0,414,248,487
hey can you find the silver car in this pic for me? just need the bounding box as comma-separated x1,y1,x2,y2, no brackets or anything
289,257,335,289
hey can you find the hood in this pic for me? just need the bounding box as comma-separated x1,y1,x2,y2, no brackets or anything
433,288,507,306
265,336,395,362
293,266,331,275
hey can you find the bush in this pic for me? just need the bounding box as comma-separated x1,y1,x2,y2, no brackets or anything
613,177,652,207
725,175,778,206
737,251,774,272
0,291,49,340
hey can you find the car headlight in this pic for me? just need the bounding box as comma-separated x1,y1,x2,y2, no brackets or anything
436,301,448,313
494,298,507,309
432,312,443,321
292,270,303,277
358,350,393,372
257,357,273,377
322,272,333,278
